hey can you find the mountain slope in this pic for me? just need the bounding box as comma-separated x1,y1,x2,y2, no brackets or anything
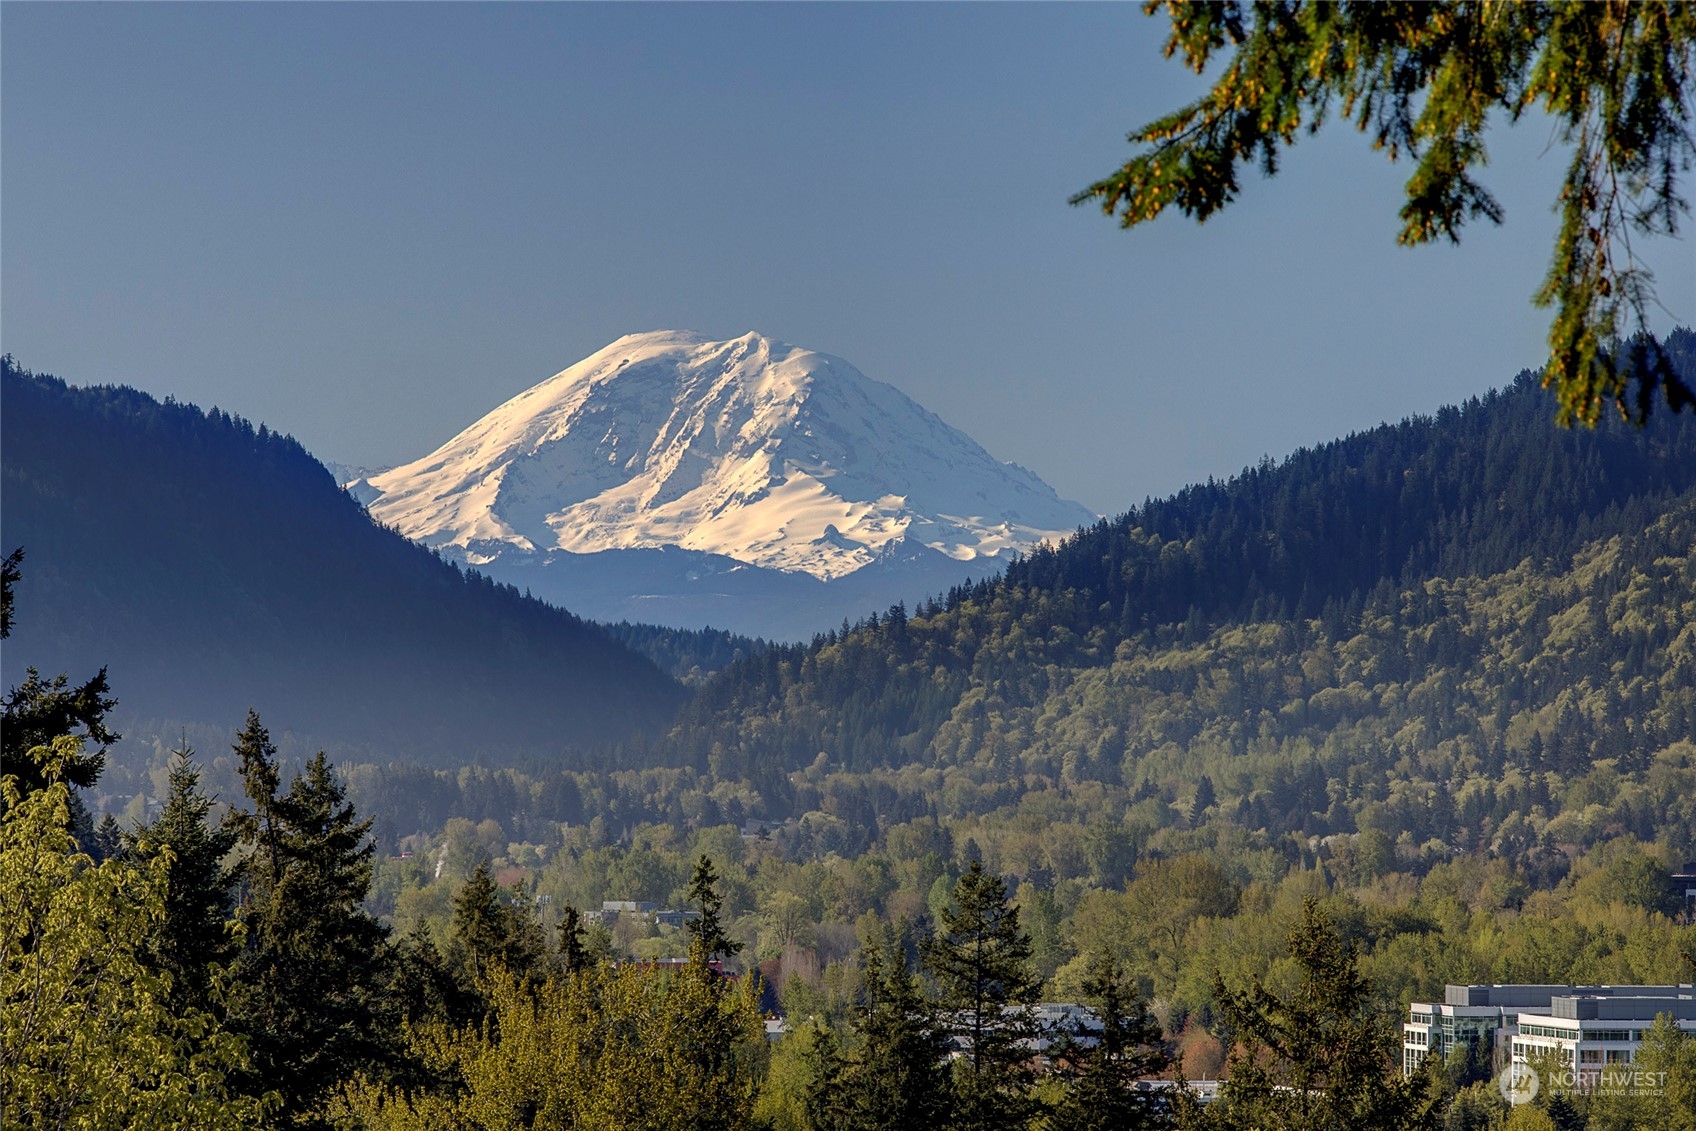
659,332,1696,778
361,331,1096,637
0,359,685,763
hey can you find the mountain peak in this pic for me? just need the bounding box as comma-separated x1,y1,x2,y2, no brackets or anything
366,332,1095,583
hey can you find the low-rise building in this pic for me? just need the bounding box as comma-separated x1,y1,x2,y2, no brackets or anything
1402,984,1694,1078
601,899,658,915
1674,864,1696,923
1510,990,1696,1086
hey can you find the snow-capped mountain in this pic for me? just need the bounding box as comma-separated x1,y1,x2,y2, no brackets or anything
359,331,1096,637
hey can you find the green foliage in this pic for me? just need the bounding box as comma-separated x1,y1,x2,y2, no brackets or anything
1,545,19,639
1073,3,1696,423
1579,1011,1696,1131
0,738,260,1129
603,619,768,683
1047,953,1172,1131
1178,898,1437,1131
808,933,954,1131
923,860,1045,1131
690,852,745,963
0,358,684,761
132,744,242,1015
227,713,394,1128
663,350,1696,791
0,547,117,798
342,959,766,1131
556,903,592,974
451,859,546,982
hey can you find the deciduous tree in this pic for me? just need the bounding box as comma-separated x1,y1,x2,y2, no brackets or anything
1,737,258,1129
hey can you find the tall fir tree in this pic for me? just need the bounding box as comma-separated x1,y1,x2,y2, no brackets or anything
0,547,116,797
687,853,743,965
450,858,544,983
388,922,472,1031
91,812,123,863
1176,899,1437,1131
828,931,954,1131
921,859,1044,1131
679,854,762,1131
1047,952,1172,1131
133,745,240,1016
556,903,591,974
226,713,392,1128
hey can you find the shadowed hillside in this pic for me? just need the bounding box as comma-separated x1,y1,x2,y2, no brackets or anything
1,357,685,763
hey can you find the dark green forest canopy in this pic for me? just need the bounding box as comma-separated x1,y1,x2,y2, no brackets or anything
0,357,684,760
655,330,1696,782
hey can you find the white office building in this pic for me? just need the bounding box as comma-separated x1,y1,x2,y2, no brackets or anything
1510,990,1696,1086
1402,984,1693,1078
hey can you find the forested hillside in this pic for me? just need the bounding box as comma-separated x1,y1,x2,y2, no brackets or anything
0,358,684,760
601,621,768,684
660,331,1696,782
328,494,1696,868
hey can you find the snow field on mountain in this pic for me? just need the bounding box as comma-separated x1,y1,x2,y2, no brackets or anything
366,330,1096,581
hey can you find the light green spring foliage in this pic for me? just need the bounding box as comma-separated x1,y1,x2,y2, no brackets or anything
1077,1,1696,423
1175,899,1439,1131
752,1020,825,1131
0,737,260,1130
342,953,766,1131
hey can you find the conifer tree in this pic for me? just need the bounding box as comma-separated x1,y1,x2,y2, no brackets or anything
0,548,116,797
556,903,591,974
0,546,16,641
133,745,240,1015
1076,3,1696,423
1175,898,1437,1131
1189,775,1217,826
921,859,1044,1131
451,859,507,976
227,714,392,1128
829,933,954,1131
92,812,123,862
676,854,763,1131
388,922,471,1030
687,853,743,964
1048,952,1172,1131
801,1024,854,1131
450,859,544,982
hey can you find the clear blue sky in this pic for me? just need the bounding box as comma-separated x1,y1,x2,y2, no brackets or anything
5,3,1691,514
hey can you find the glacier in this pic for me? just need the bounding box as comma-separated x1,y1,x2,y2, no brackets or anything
359,330,1097,638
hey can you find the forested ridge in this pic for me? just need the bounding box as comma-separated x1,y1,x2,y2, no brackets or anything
602,620,769,684
659,329,1696,782
0,357,684,758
